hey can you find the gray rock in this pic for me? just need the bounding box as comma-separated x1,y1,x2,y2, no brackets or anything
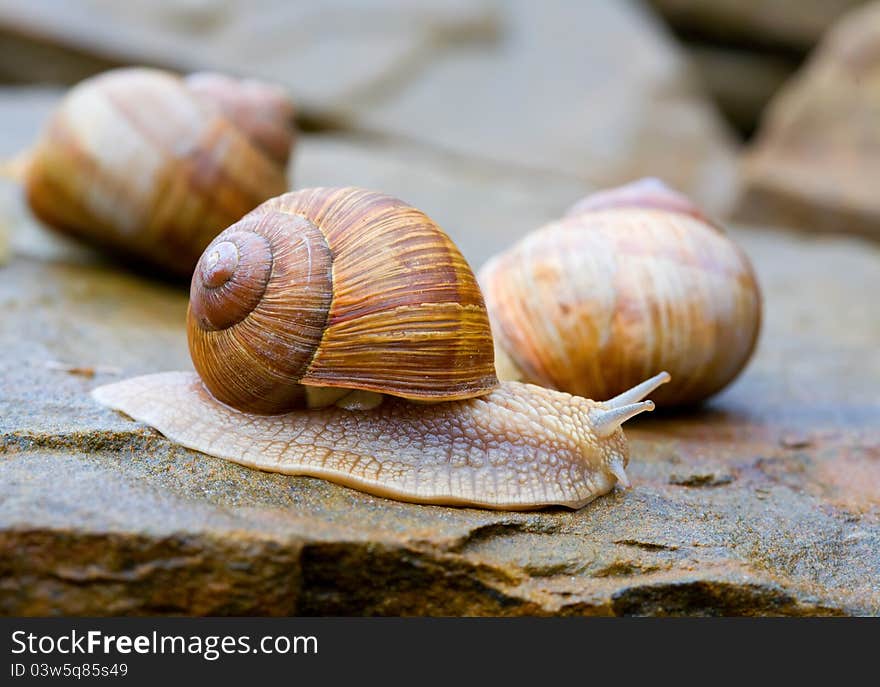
0,0,738,216
647,0,867,52
2,219,878,614
0,0,498,112
351,0,738,216
734,2,880,242
684,45,796,135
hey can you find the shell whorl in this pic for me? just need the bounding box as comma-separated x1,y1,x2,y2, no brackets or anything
188,187,498,414
23,67,295,277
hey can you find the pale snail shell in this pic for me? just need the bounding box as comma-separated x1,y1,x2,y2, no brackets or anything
22,67,296,277
479,178,761,407
92,186,670,510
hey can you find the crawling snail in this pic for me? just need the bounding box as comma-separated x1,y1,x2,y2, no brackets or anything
480,178,761,407
8,67,296,277
93,187,669,510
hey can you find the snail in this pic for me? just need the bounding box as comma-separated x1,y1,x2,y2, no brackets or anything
479,178,761,407
92,186,670,510
10,67,296,277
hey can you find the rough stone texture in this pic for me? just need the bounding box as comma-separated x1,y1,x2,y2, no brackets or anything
648,0,867,52
0,0,738,215
2,170,879,615
734,2,880,241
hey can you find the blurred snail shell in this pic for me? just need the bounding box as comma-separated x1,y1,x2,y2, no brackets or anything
480,178,761,407
22,67,296,276
92,185,669,509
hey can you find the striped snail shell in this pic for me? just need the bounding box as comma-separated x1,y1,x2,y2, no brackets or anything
479,178,762,407
187,187,498,414
22,67,296,276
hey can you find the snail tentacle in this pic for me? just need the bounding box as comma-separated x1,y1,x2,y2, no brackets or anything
592,401,655,438
603,371,671,409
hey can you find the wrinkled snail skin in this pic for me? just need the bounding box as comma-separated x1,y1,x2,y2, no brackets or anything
23,67,295,276
187,187,497,414
92,371,669,510
479,179,762,407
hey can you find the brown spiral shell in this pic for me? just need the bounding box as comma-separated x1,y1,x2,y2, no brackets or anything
479,179,762,407
187,187,498,414
23,67,296,277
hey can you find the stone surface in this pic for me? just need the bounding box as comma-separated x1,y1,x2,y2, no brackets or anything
0,0,738,216
2,214,878,614
734,2,880,241
1,35,877,616
648,0,867,52
0,0,498,111
0,24,124,85
351,0,738,215
685,45,796,136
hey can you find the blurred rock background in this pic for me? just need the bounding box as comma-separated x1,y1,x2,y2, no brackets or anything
1,1,878,616
648,0,868,133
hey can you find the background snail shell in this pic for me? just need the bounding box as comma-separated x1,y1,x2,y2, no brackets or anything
187,187,498,414
22,67,296,277
93,370,670,510
479,178,762,407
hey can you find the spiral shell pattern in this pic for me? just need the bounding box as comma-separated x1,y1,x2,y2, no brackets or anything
188,187,498,413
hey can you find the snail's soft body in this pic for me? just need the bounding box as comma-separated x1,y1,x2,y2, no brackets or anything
93,371,668,510
480,178,761,407
22,67,296,276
